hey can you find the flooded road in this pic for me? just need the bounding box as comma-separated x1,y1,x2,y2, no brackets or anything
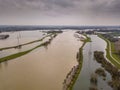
0,31,83,90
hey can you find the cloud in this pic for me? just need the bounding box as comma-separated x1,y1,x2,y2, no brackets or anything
0,0,120,16
0,0,120,25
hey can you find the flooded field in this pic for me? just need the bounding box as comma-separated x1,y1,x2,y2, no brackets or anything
0,30,118,90
73,35,112,90
0,30,82,90
0,31,44,48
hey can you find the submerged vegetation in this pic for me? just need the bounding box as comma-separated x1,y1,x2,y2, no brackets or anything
63,32,91,90
98,34,120,68
94,51,120,90
0,31,62,63
76,31,91,42
95,68,106,78
0,34,9,39
0,33,52,51
83,34,91,42
89,67,106,90
89,73,98,90
0,31,63,51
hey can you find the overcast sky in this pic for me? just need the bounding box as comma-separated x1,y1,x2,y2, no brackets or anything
0,0,120,25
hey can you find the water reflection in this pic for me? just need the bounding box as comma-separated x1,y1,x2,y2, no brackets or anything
73,35,112,90
0,63,2,69
4,61,8,67
0,61,8,69
89,73,98,90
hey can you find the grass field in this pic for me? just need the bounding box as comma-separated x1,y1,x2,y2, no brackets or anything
98,34,120,69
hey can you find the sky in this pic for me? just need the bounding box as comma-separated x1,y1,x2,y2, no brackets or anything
0,0,120,25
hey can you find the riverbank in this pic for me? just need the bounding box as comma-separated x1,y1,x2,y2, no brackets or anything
70,34,91,89
63,33,91,90
94,51,120,89
98,34,120,69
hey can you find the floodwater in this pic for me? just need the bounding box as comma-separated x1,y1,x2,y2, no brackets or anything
0,31,50,58
0,31,83,90
73,35,112,90
0,31,44,48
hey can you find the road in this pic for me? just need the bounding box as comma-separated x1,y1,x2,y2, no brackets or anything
107,39,120,65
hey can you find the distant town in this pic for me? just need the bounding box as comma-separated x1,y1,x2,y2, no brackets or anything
0,25,120,32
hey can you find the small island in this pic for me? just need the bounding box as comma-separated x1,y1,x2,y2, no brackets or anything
0,35,9,39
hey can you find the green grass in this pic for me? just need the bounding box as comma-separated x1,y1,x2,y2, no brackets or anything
0,42,44,63
69,44,84,90
111,42,115,51
0,50,31,63
69,34,91,90
83,34,92,42
98,34,120,69
0,34,52,51
110,32,120,36
0,34,56,63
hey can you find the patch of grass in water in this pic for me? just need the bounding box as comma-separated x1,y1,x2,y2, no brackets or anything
68,34,91,90
0,33,57,63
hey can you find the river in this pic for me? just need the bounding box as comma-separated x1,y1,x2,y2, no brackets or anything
73,35,112,90
0,31,82,90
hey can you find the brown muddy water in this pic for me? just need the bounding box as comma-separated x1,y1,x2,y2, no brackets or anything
0,31,50,58
0,31,83,90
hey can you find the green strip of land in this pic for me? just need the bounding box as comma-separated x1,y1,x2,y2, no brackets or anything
0,34,57,63
0,34,52,51
98,34,120,69
69,34,91,90
83,34,92,42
